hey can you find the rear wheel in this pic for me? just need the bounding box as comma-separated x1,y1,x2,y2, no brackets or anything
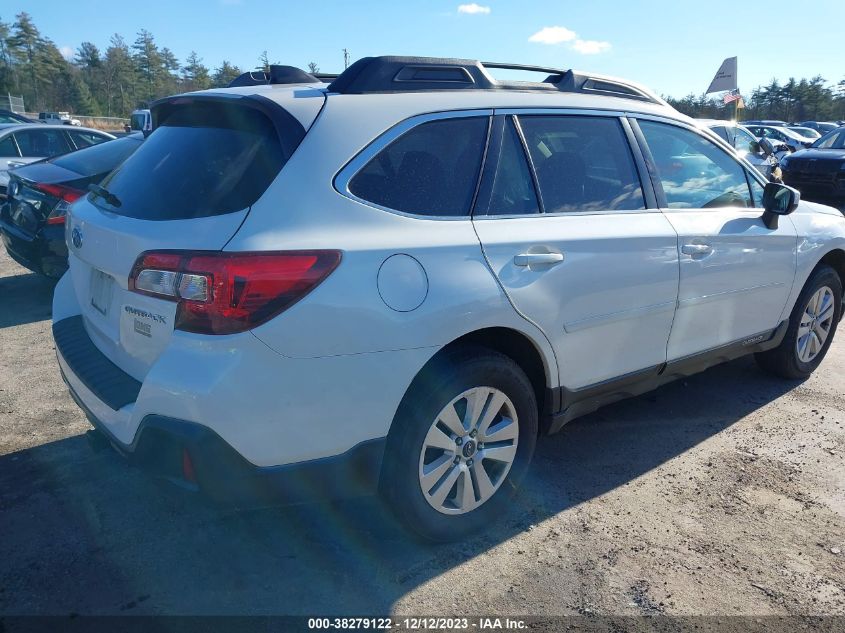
380,346,537,542
756,264,842,379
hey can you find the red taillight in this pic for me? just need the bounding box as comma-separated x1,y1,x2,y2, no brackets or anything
33,183,84,226
34,183,84,203
128,250,341,335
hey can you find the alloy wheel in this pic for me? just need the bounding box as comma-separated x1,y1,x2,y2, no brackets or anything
417,386,519,515
796,286,835,363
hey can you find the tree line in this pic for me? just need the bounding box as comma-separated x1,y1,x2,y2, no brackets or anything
666,76,845,123
1,11,843,122
0,12,320,118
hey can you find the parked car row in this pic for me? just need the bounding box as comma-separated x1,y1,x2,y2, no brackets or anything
0,124,115,195
1,133,143,277
2,57,833,542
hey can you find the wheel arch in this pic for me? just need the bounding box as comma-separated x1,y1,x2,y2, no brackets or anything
400,327,556,432
819,248,845,301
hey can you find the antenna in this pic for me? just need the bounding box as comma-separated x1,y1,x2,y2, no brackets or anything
343,48,350,70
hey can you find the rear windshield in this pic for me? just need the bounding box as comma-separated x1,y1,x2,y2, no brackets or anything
51,136,142,177
96,101,291,220
130,113,146,130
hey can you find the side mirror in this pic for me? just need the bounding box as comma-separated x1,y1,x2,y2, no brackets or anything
761,182,799,229
758,137,775,157
750,140,762,155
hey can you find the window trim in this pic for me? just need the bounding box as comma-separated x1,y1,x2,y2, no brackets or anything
629,114,769,211
333,109,494,221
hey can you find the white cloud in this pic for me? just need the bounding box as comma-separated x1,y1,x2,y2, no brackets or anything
457,3,491,14
528,26,577,45
571,39,612,55
59,46,74,61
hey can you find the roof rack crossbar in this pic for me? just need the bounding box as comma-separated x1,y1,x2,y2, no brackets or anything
325,56,664,105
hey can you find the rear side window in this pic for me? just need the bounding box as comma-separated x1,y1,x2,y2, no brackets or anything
518,116,645,213
13,129,72,158
52,136,142,177
97,101,293,220
69,130,110,149
0,135,18,157
349,117,488,216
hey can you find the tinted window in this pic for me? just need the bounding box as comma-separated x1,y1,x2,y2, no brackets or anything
485,117,539,216
0,135,18,157
349,117,488,216
518,116,645,213
97,102,289,220
52,136,142,177
69,130,110,149
639,120,752,209
13,129,72,157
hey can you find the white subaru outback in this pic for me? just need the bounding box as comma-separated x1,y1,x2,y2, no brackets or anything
53,57,845,541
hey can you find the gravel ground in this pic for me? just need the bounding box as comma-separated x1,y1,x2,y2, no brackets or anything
1,233,844,619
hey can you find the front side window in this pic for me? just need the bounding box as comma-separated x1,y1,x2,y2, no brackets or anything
518,115,645,213
349,117,488,216
748,175,765,208
13,129,72,157
639,120,752,209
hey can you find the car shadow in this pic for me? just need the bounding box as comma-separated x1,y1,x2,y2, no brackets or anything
0,355,802,615
0,271,55,329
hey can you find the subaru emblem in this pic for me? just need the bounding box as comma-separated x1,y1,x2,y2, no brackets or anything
71,227,83,249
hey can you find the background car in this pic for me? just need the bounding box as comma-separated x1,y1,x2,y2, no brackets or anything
0,109,39,124
799,121,839,135
745,124,816,152
0,133,143,278
787,125,822,140
698,119,785,179
0,124,114,195
744,119,788,126
38,111,82,126
781,126,845,202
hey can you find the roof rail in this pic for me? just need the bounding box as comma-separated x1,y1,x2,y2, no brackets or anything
326,56,664,105
227,65,322,88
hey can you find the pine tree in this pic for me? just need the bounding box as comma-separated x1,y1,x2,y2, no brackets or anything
212,60,242,87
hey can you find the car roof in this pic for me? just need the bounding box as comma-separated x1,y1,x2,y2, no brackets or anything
0,123,114,135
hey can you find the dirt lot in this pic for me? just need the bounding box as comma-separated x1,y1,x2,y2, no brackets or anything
1,241,844,619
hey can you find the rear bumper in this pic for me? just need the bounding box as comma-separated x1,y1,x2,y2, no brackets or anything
0,215,68,277
58,339,386,505
66,375,385,505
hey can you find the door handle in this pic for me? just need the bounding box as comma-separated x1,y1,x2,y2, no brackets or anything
681,244,713,257
513,252,565,267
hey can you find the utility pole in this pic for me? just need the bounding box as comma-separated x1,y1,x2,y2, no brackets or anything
343,48,350,69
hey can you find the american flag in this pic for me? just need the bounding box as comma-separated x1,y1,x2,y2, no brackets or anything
723,89,742,104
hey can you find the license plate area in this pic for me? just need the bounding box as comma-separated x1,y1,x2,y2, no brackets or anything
90,269,114,316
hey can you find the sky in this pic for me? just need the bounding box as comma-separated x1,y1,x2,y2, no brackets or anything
10,0,845,98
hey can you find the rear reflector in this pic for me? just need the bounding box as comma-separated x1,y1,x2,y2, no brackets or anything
129,250,341,335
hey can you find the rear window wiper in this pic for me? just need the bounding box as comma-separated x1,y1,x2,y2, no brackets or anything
88,183,122,208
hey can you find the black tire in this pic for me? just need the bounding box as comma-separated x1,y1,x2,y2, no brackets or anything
380,345,538,542
755,264,842,379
